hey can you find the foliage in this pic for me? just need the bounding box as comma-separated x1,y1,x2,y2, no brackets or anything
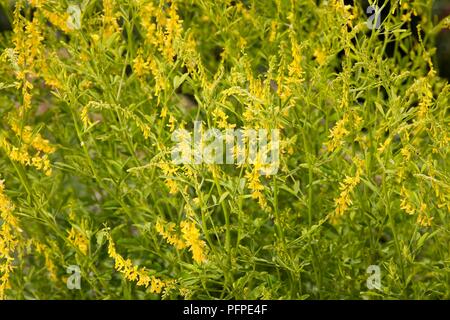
0,0,449,299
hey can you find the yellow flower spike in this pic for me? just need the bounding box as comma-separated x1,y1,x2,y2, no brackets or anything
400,186,415,215
417,214,433,227
1,120,56,176
158,162,179,194
168,115,177,132
42,10,72,33
0,180,20,300
327,114,350,152
156,217,208,264
133,49,150,78
180,220,207,264
331,158,364,223
313,48,327,66
160,106,168,119
212,108,236,130
416,203,433,227
400,146,412,161
32,240,58,282
244,151,271,210
102,0,121,37
67,227,89,256
9,121,56,154
80,106,90,128
156,219,187,250
269,20,278,42
150,277,165,294
106,233,168,293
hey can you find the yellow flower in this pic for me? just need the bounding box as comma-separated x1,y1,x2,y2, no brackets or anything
138,1,182,63
149,59,167,98
163,2,183,62
106,233,167,293
0,180,20,299
417,214,433,227
33,241,58,282
133,50,150,78
42,10,72,33
400,146,412,161
1,138,32,166
102,0,121,37
269,20,278,42
168,115,177,132
67,227,89,255
288,41,304,82
158,162,179,194
327,115,350,152
400,186,415,215
415,203,433,227
212,108,235,130
331,158,364,223
156,216,208,264
156,219,187,250
1,121,55,176
400,199,415,215
313,48,327,66
9,121,56,154
81,106,90,127
244,150,273,210
180,220,207,264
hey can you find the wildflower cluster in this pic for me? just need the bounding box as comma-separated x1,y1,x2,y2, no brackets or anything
0,0,448,299
0,180,19,299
